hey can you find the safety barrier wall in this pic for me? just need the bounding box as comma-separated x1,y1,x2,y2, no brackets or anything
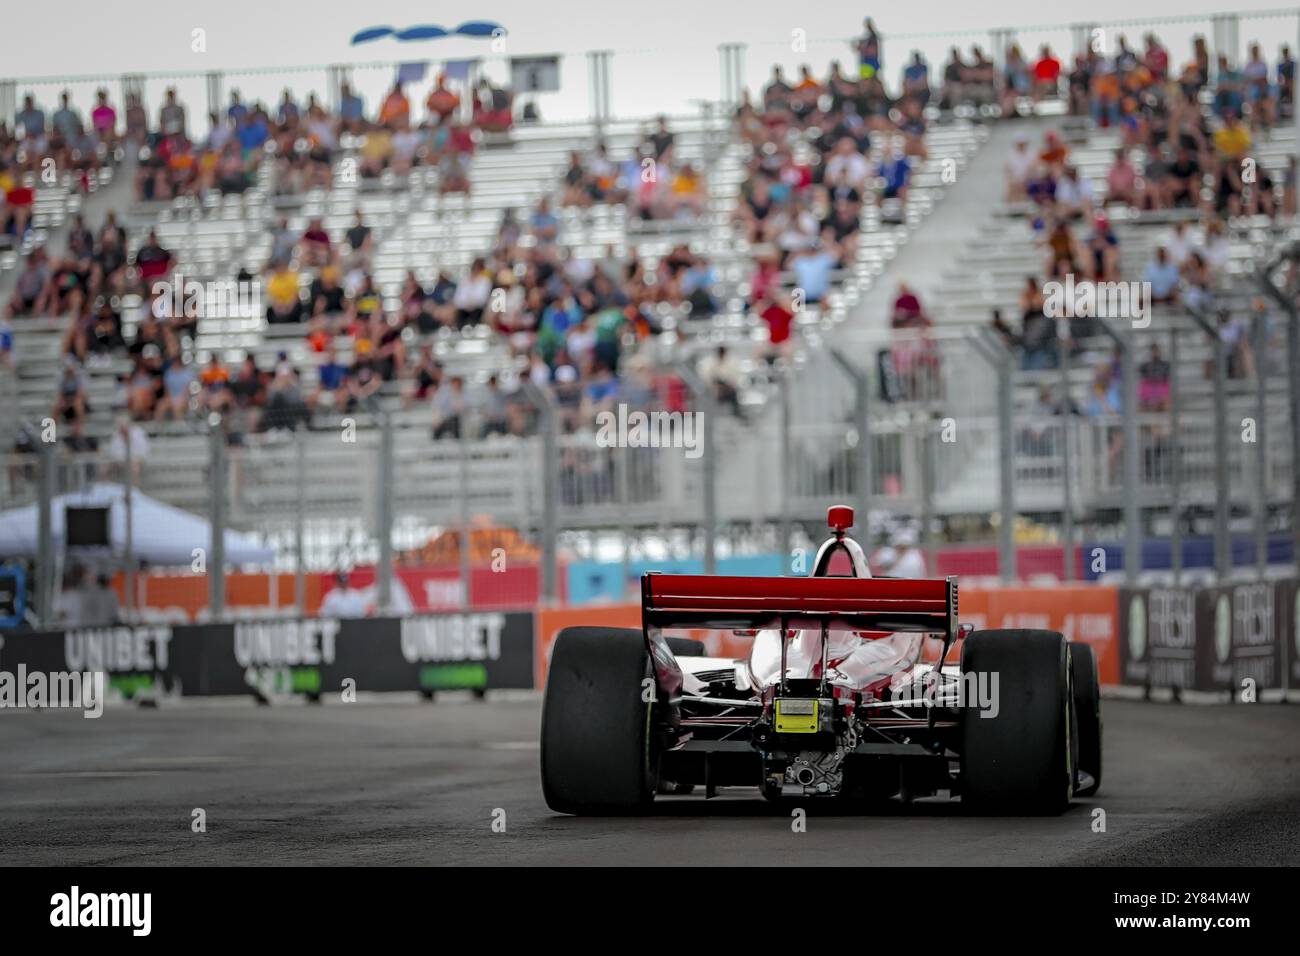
3,581,1292,699
0,612,536,699
536,581,1300,694
1118,580,1299,695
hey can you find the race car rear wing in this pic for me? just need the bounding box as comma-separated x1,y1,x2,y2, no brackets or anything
641,573,958,640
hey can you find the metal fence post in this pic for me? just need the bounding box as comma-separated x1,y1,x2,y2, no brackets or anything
1170,326,1183,585
587,50,612,129
376,413,394,614
295,429,306,615
997,345,1015,583
619,445,633,597
1252,258,1300,574
1291,306,1300,575
921,417,936,574
124,427,135,621
968,330,1016,583
829,348,872,532
207,416,227,621
779,365,792,560
1058,319,1074,581
1253,311,1269,579
719,43,746,108
1186,305,1231,579
1096,317,1143,585
458,425,472,607
1121,327,1141,586
676,361,717,575
36,437,55,629
520,380,558,602
205,71,223,129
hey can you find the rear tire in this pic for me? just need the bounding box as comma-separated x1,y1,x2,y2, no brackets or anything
1069,641,1102,797
961,629,1073,814
541,627,657,814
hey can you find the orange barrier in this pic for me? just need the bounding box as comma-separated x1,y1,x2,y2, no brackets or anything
534,604,643,689
533,585,1121,688
114,571,316,621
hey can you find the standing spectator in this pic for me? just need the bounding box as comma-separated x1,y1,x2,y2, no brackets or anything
901,52,931,105
856,17,883,80
51,91,81,140
158,87,186,137
15,95,47,148
425,74,461,124
108,415,150,483
339,83,364,133
1138,343,1172,411
432,376,466,439
699,346,744,417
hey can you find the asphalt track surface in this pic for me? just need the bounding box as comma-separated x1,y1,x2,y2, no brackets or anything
1,695,1297,866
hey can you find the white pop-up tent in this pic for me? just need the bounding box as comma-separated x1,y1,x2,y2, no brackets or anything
0,482,274,566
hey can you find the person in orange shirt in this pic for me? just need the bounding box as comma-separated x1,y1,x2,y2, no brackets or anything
425,75,460,124
1039,129,1069,171
1090,61,1121,126
199,355,232,411
378,83,410,128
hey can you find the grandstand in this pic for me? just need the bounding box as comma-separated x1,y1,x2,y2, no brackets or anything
2,9,1298,624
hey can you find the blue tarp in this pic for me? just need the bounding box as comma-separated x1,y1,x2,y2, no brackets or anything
352,22,505,45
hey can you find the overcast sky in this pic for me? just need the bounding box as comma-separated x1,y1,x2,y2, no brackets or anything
6,1,1289,121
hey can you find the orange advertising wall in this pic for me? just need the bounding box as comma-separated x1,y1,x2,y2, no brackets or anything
115,572,317,621
532,585,1120,689
534,604,644,689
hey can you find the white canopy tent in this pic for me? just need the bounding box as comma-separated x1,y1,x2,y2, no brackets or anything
0,483,274,566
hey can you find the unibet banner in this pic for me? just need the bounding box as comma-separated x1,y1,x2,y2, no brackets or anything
0,613,535,698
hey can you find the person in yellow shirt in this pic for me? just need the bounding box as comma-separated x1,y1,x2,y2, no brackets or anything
265,262,303,324
1213,112,1251,161
670,163,705,216
359,127,393,178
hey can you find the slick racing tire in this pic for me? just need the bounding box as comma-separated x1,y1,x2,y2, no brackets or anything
1069,641,1102,797
961,629,1073,815
541,627,657,814
665,636,706,657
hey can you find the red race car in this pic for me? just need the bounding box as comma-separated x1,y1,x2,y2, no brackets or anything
541,505,1101,814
